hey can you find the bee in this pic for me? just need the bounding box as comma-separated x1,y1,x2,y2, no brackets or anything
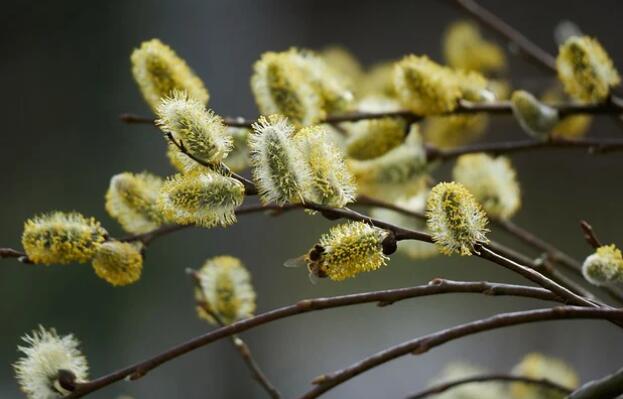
284,244,327,283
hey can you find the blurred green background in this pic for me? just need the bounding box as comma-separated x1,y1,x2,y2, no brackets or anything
1,0,622,397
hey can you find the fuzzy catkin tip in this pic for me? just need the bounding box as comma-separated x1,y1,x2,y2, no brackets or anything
131,39,209,111
156,91,232,165
294,125,356,208
21,212,107,265
249,115,312,205
194,255,256,325
426,182,489,256
13,326,89,399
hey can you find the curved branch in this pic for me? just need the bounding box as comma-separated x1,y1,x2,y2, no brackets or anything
64,279,560,398
298,307,623,399
568,366,623,399
406,374,572,399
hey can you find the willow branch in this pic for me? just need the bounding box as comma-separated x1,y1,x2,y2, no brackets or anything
406,374,572,399
568,366,623,399
298,307,623,399
189,271,281,399
495,218,623,305
449,0,556,72
579,220,603,249
64,279,560,398
120,100,623,128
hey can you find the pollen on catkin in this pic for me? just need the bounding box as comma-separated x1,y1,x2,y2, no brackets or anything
105,172,165,234
158,171,245,227
348,125,429,201
582,244,623,286
370,191,438,260
156,91,232,165
453,153,521,220
294,125,356,208
394,55,462,115
13,326,89,399
556,36,620,102
443,21,506,73
22,212,107,265
131,39,209,111
511,90,559,140
194,255,256,325
307,221,389,281
426,182,489,256
248,115,312,205
510,353,579,399
91,241,143,286
251,51,324,126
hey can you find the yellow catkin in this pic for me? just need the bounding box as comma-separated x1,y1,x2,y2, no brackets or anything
131,39,209,111
556,36,620,102
22,212,107,265
158,171,245,227
105,172,165,234
510,353,579,399
13,326,89,399
582,244,623,286
251,51,324,126
295,125,356,208
394,55,462,115
194,256,256,325
443,21,506,73
426,182,489,256
348,125,429,201
304,221,389,281
453,153,521,220
91,241,143,286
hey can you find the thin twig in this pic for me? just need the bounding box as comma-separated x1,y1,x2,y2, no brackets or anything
495,218,623,305
449,0,557,72
298,307,623,399
189,271,281,399
64,279,562,398
580,220,603,249
406,374,572,399
568,366,623,399
120,100,623,128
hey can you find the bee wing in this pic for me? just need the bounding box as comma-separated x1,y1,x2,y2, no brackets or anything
283,256,307,268
307,270,319,285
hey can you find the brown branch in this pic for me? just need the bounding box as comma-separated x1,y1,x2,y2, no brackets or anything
189,271,282,399
449,0,557,72
580,220,603,249
298,306,623,399
568,366,623,399
496,219,623,305
426,137,623,161
120,101,623,129
406,374,572,399
64,279,561,398
0,248,31,263
165,132,258,195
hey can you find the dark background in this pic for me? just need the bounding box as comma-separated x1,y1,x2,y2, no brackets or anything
1,1,622,397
